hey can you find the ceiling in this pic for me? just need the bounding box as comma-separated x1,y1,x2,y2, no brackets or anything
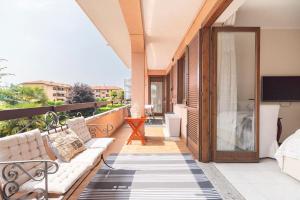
235,0,300,28
76,0,131,68
141,0,205,69
76,0,300,70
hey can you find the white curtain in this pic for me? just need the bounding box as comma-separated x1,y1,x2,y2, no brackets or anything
217,31,238,151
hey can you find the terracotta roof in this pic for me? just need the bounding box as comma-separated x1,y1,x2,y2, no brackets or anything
21,80,71,88
92,85,123,90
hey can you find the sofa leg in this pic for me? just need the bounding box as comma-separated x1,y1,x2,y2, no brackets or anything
101,154,114,169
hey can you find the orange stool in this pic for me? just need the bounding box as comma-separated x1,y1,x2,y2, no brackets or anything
125,116,146,145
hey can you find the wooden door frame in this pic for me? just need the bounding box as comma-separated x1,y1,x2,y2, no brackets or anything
165,73,171,113
148,76,166,116
211,27,261,162
196,0,233,162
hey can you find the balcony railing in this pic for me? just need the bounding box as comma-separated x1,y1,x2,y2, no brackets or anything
0,101,109,121
0,101,130,139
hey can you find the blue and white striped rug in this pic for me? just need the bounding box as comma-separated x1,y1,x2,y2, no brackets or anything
79,153,222,200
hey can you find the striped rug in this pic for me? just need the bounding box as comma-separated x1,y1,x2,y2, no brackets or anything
79,153,222,200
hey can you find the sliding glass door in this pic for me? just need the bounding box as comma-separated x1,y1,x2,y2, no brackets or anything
149,77,165,115
212,27,260,162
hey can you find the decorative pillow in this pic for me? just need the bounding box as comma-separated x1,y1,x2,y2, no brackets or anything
66,117,92,143
47,129,86,162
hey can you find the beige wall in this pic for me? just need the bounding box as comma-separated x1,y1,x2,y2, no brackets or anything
261,29,300,141
93,89,123,99
235,32,256,102
234,29,300,141
131,53,145,115
21,83,70,101
86,106,128,137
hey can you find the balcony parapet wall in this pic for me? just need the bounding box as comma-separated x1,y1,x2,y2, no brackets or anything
85,105,129,137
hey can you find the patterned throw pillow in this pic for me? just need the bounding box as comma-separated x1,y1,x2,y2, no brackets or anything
47,129,86,162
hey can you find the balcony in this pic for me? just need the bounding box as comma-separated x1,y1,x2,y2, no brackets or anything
1,102,300,200
1,0,300,199
0,104,195,200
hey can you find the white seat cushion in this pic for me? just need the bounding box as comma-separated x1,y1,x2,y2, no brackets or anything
67,117,91,143
58,148,104,167
85,138,115,149
20,162,91,194
0,129,50,186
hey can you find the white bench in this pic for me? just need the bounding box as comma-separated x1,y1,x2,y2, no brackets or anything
0,117,114,199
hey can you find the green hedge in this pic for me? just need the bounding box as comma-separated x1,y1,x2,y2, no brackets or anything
96,103,124,114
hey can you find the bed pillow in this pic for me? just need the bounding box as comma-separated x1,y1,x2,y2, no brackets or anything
47,129,86,162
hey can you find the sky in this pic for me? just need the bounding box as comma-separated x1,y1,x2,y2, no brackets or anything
0,0,131,88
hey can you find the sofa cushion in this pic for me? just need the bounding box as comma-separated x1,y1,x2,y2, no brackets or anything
20,162,91,194
67,117,91,143
0,129,50,186
47,129,86,162
85,138,115,149
58,148,104,167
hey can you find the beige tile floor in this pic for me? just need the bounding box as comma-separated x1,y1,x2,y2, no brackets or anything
69,124,190,199
68,123,300,200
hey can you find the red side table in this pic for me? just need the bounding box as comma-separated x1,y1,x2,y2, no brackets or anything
125,116,146,145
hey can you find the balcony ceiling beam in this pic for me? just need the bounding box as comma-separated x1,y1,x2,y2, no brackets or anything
119,0,145,53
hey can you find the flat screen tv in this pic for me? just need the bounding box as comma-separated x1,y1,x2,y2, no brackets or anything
262,76,300,102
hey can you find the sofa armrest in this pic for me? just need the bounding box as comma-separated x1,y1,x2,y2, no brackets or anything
0,160,59,200
87,123,114,137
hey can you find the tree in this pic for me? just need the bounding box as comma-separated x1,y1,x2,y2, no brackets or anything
0,85,48,137
18,86,48,105
68,83,95,104
0,59,13,82
117,90,124,102
109,90,118,101
67,83,95,117
0,116,46,137
0,85,48,107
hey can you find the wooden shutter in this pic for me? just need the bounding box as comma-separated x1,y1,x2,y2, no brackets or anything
165,73,171,113
172,64,178,104
177,57,185,104
187,32,200,160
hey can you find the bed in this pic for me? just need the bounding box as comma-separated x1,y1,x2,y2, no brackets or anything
275,129,300,181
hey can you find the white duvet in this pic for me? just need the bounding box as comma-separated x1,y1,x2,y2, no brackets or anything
275,129,300,169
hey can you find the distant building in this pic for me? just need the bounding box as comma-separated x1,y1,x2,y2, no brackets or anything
21,80,124,101
91,86,123,99
124,79,131,100
21,80,71,101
